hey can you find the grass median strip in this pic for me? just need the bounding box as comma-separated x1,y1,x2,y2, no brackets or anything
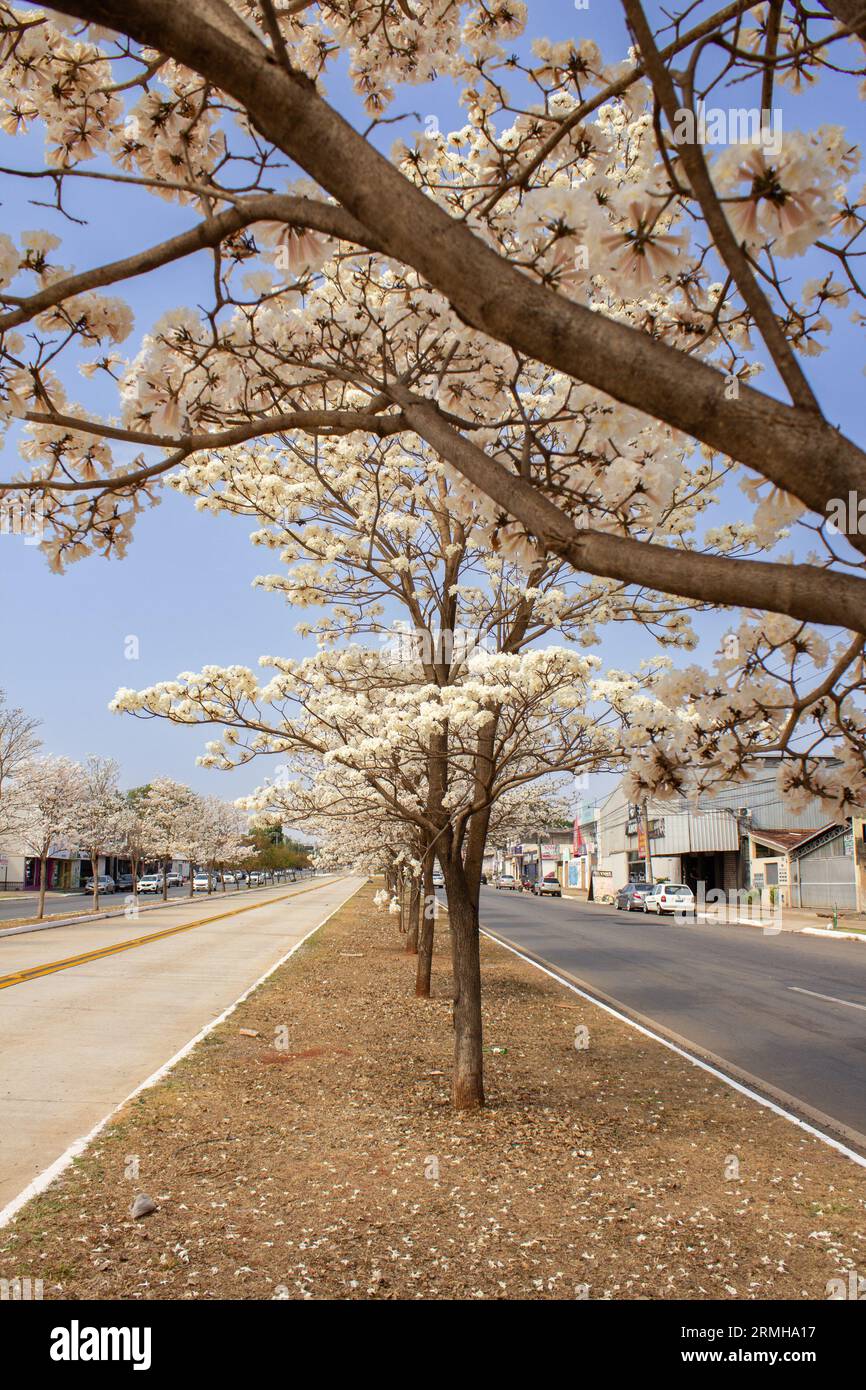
0,879,347,992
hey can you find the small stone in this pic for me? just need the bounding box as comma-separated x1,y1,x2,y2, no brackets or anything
239,1028,260,1038
131,1193,158,1219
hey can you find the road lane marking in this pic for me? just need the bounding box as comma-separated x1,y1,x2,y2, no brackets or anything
788,985,866,1013
0,879,347,992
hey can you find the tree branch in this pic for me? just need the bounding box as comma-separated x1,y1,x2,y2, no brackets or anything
394,389,866,633
42,0,866,538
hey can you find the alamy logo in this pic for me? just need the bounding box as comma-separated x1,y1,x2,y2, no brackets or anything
0,495,44,545
826,1271,866,1300
0,1276,43,1300
672,100,783,157
49,1320,152,1371
826,492,866,536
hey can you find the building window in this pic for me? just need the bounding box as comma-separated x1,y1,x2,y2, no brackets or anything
627,853,646,881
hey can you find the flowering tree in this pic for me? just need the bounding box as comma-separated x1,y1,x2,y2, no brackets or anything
0,0,862,632
167,429,684,987
1,0,863,1090
196,794,251,889
114,645,619,1106
0,688,41,847
170,786,208,895
116,784,154,895
138,775,194,897
16,754,80,917
72,753,125,910
0,1,862,799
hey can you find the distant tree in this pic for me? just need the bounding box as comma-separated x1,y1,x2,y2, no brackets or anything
73,755,125,911
16,756,80,918
0,689,41,847
117,784,152,895
139,777,194,900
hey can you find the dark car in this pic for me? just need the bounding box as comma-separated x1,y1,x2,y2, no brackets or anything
520,875,534,892
615,881,653,911
480,872,487,885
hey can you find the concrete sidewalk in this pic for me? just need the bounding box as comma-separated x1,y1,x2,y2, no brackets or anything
0,874,362,1214
561,888,866,936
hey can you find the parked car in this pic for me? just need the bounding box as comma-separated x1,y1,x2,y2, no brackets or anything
249,871,262,886
480,872,488,885
533,873,562,897
193,871,215,892
643,882,695,915
495,873,519,890
137,874,165,894
615,881,653,912
82,874,116,894
221,871,237,884
520,875,535,892
431,869,445,888
115,873,134,891
165,870,182,888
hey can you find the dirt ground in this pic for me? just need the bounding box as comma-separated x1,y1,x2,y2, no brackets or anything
1,881,864,1300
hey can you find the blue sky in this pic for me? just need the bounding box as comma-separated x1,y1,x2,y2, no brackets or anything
0,2,862,805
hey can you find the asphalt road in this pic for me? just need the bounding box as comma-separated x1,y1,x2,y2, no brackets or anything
0,875,361,1213
0,879,306,924
473,887,866,1146
0,885,191,922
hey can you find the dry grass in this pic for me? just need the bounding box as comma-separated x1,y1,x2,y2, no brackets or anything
1,882,864,1301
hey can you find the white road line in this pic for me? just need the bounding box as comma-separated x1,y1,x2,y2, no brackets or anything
788,985,866,1013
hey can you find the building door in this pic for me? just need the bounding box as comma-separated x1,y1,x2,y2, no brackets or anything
796,842,857,910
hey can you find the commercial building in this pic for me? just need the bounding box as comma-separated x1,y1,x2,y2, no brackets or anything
591,764,862,913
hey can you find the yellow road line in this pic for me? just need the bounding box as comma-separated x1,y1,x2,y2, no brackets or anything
0,879,347,992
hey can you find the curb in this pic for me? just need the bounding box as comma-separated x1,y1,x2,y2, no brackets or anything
802,926,866,943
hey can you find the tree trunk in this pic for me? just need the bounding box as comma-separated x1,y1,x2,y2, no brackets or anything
92,852,100,913
405,874,420,953
162,858,169,901
444,861,484,1110
37,854,47,920
399,873,408,934
415,852,435,998
189,861,195,898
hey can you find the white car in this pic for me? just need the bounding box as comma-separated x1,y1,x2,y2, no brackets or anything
431,870,445,888
221,871,237,884
495,873,519,890
193,872,215,892
643,882,695,915
137,874,164,894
